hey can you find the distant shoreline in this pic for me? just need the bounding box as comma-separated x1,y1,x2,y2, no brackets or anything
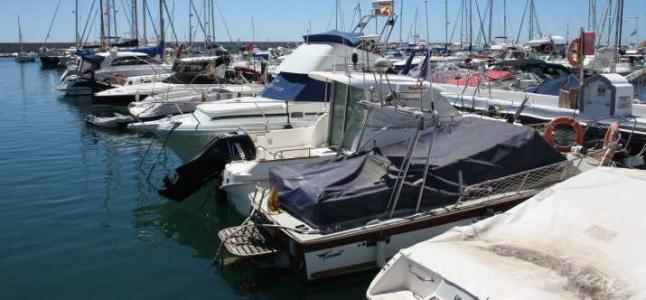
0,41,299,53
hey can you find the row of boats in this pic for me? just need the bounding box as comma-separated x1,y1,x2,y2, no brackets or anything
31,1,646,298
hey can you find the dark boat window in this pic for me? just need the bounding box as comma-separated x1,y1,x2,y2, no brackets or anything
261,72,328,102
110,56,158,66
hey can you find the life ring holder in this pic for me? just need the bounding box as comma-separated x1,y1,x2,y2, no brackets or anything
544,117,584,153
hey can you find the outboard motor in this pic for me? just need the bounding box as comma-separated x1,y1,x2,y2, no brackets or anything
159,132,256,201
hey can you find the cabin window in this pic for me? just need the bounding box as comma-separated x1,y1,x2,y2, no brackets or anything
111,56,156,66
329,83,365,149
597,85,607,97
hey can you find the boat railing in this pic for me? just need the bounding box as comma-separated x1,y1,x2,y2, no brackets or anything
273,147,314,159
455,159,581,206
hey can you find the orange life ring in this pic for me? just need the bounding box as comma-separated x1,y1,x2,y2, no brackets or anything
544,116,584,152
603,122,620,148
567,37,581,67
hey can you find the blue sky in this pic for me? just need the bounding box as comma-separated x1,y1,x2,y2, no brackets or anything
1,0,644,44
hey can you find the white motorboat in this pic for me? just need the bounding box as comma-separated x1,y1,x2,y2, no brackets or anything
219,78,578,280
127,83,265,120
216,66,578,281
129,29,382,161
367,167,646,299
57,49,173,96
220,71,459,216
433,72,646,153
93,55,244,105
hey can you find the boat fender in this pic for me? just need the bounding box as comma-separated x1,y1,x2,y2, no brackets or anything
544,117,584,153
600,122,620,166
603,122,620,149
567,38,581,67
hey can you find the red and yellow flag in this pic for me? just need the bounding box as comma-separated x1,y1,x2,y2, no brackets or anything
373,1,393,17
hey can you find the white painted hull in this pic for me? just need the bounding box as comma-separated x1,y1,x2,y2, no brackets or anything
301,219,472,280
435,83,646,136
221,152,334,216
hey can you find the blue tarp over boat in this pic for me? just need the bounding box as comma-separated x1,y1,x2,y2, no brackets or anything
531,75,579,96
269,117,565,231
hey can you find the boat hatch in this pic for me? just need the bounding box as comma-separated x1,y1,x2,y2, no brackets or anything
218,223,277,257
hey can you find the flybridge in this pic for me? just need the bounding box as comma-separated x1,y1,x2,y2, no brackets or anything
303,30,362,47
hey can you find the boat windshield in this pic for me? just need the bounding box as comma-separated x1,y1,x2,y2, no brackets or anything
329,82,366,150
261,72,328,102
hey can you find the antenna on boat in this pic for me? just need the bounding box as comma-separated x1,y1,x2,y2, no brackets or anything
444,0,449,52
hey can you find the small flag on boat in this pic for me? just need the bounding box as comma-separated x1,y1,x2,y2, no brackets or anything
372,1,393,17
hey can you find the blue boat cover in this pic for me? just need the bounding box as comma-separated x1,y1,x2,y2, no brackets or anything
303,30,361,47
531,75,579,96
261,72,328,102
269,117,565,231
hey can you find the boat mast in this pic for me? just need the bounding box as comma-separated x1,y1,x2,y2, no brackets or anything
607,0,614,46
444,0,448,50
131,0,138,42
251,17,256,42
614,0,624,65
210,0,216,42
188,0,192,47
424,0,430,46
100,0,106,50
413,7,418,43
17,15,23,54
143,0,148,44
159,0,165,58
469,0,473,52
528,0,534,40
204,0,209,43
105,0,111,41
399,0,403,44
335,0,339,30
75,0,79,47
112,0,118,39
488,0,493,46
503,0,507,44
459,0,464,46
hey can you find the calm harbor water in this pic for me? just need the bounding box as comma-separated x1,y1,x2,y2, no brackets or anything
2,58,646,300
0,58,370,299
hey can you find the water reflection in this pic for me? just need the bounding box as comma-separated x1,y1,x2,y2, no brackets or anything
18,63,27,102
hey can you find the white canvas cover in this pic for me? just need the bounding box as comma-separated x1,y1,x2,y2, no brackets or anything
369,167,646,299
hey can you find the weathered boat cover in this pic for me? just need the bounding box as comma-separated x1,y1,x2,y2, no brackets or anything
373,167,646,299
269,117,564,230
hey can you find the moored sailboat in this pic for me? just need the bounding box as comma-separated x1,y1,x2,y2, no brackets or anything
15,15,35,63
